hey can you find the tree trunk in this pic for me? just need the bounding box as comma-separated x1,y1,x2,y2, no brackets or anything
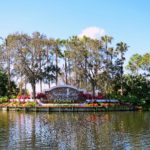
68,60,71,84
120,53,124,96
25,79,27,94
120,66,123,96
48,81,51,89
6,39,11,97
19,74,23,95
91,81,96,97
65,57,68,84
39,49,42,92
31,81,36,99
84,57,88,87
46,46,51,89
40,80,42,92
56,53,58,85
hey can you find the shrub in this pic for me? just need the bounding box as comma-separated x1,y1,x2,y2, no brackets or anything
10,95,17,99
11,102,20,107
25,102,36,107
36,93,47,99
78,92,104,100
0,96,8,103
18,95,30,99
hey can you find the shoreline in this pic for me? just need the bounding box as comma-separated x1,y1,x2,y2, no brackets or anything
0,106,146,112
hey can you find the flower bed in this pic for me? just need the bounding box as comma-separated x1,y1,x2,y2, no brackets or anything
9,99,35,103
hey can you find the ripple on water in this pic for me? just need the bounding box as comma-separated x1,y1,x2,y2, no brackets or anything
0,112,150,150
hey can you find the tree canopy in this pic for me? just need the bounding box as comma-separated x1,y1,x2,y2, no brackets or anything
0,32,149,103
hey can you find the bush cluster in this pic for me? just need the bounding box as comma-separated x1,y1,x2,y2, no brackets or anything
17,95,30,99
25,102,36,107
0,96,8,103
36,93,47,99
78,92,104,100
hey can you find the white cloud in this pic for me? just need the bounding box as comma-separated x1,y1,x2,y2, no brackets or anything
79,26,105,39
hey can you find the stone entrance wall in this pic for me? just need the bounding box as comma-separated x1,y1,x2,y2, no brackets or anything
45,85,80,102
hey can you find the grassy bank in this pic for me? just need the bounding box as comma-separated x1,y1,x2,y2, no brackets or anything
0,102,148,112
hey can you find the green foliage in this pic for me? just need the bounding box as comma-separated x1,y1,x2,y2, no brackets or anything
111,75,150,105
0,70,8,96
142,103,150,110
10,95,17,99
127,53,150,76
110,74,150,105
141,53,150,76
0,70,18,98
0,96,8,103
0,32,149,105
25,102,36,107
123,74,150,103
9,81,19,98
43,65,58,84
65,36,103,95
126,53,142,74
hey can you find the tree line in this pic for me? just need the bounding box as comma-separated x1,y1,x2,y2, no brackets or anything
0,32,149,104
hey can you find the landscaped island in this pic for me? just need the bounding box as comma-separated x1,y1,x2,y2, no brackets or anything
0,85,149,112
0,33,149,110
0,100,148,112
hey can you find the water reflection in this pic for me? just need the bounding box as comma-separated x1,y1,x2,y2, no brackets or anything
0,111,150,149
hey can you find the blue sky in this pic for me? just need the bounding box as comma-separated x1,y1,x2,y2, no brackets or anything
0,0,150,64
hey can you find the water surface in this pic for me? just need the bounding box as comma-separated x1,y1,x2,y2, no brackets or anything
0,111,150,150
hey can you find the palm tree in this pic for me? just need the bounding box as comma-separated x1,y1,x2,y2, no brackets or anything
116,42,129,95
101,35,113,95
101,35,113,51
32,32,47,92
126,53,142,74
63,50,70,85
52,39,63,85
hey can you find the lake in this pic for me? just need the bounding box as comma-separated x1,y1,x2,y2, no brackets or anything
0,111,150,150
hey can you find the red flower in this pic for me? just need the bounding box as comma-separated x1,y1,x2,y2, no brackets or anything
18,95,30,99
36,93,47,99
